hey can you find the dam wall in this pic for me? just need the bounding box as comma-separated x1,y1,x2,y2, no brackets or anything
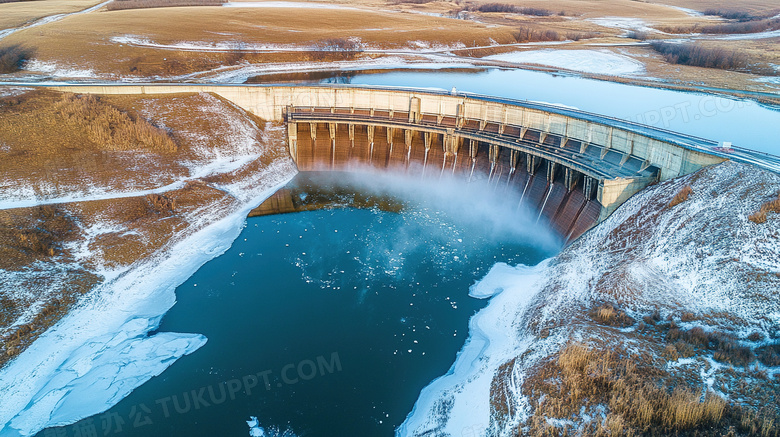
47,84,727,240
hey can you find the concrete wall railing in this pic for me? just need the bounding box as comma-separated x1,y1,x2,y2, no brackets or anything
46,84,728,233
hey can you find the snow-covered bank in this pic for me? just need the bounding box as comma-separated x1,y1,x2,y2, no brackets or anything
398,261,551,435
400,161,780,436
0,162,296,436
0,93,266,210
0,93,298,436
484,49,645,76
0,180,186,211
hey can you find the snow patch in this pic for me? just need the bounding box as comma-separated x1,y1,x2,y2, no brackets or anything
484,49,645,76
22,60,95,79
0,180,186,211
0,87,31,98
589,17,656,33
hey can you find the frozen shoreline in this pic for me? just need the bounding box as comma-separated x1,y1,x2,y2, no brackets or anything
0,158,296,436
397,261,551,436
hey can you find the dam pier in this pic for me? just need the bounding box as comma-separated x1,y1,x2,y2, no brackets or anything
48,84,730,241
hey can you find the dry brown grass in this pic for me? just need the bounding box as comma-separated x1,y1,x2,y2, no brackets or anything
664,325,756,367
107,0,225,11
0,5,518,76
1,0,777,94
657,17,780,35
0,203,102,367
0,205,77,270
0,0,104,29
146,193,176,212
669,185,694,207
524,343,728,436
1,270,99,364
748,192,780,224
0,90,292,371
592,303,635,327
650,41,757,73
53,94,177,153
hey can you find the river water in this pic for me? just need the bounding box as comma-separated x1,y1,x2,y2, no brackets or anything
37,172,556,437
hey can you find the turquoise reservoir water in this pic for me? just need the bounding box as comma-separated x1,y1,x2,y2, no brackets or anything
40,173,555,436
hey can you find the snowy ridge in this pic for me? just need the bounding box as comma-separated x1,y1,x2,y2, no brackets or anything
401,161,780,436
0,93,267,210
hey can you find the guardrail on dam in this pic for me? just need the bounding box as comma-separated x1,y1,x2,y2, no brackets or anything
47,84,729,241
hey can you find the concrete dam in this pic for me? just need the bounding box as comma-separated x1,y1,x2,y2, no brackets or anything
48,84,732,241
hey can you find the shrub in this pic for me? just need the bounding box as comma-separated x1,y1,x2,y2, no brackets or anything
709,333,755,366
0,45,34,74
700,18,780,34
593,304,634,327
703,9,763,21
512,26,563,43
313,38,362,53
566,31,599,41
651,41,749,72
53,94,177,153
757,344,780,367
475,3,553,16
146,193,176,212
658,18,780,35
626,30,649,40
669,185,693,207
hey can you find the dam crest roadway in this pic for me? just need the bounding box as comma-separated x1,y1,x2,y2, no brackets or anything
45,84,780,241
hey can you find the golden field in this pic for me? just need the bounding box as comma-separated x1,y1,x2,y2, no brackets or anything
0,0,104,30
0,0,777,94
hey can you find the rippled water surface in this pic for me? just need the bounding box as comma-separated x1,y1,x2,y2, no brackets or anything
41,173,554,436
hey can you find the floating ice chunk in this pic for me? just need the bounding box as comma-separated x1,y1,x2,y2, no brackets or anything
247,416,265,437
469,262,542,299
7,329,206,435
